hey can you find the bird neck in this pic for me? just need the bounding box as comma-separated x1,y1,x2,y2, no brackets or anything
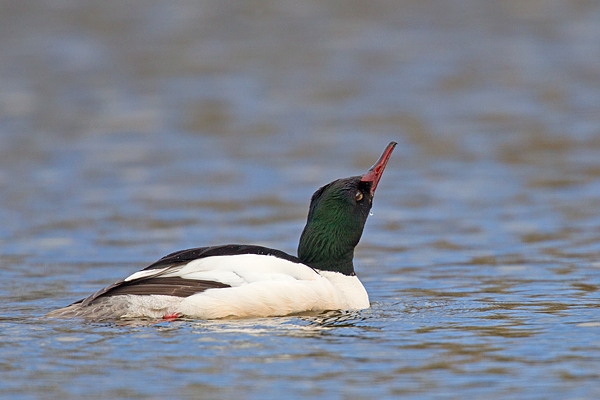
297,212,363,276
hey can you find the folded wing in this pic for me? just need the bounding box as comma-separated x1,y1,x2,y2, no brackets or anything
77,245,315,307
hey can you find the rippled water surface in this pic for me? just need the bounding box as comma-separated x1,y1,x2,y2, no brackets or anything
2,1,600,399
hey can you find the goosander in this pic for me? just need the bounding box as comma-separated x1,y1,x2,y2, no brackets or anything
47,142,396,320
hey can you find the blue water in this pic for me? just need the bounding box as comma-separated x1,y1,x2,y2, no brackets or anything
2,1,600,399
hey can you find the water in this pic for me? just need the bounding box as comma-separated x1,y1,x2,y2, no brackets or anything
2,1,600,399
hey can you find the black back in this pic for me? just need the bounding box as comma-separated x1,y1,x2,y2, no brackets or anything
144,244,302,270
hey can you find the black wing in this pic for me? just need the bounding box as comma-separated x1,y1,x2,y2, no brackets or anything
144,244,302,270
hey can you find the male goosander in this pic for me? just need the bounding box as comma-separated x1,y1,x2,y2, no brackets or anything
47,142,396,320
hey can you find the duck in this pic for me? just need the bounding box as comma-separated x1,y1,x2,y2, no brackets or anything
47,142,396,320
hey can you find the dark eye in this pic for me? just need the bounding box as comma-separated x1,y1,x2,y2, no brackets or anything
355,191,363,202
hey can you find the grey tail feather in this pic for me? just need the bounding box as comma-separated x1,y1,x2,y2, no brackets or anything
46,297,136,320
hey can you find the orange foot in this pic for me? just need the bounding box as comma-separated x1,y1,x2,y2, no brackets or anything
162,313,180,321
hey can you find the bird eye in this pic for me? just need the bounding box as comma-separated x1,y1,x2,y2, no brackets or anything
355,191,363,202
